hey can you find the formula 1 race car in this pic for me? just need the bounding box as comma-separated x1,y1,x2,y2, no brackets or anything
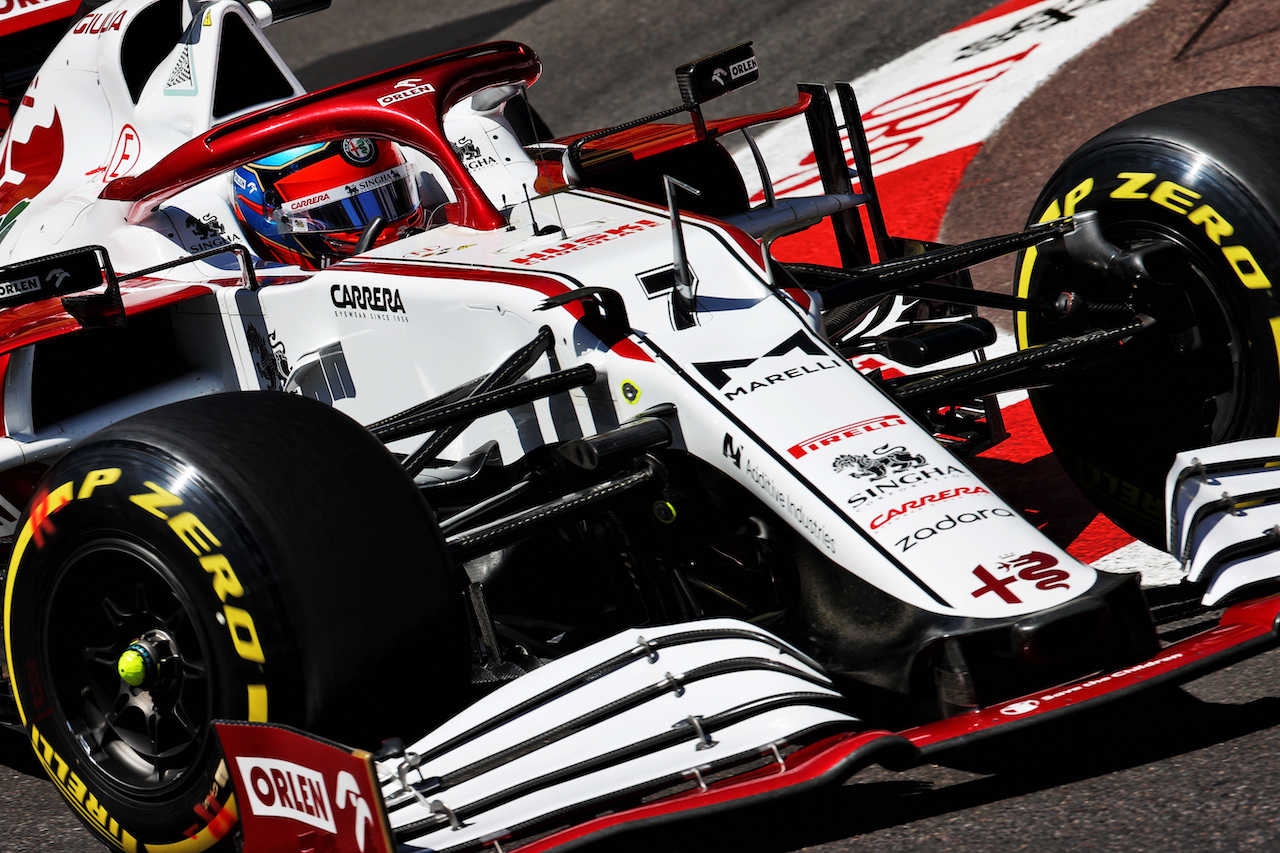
4,2,1280,852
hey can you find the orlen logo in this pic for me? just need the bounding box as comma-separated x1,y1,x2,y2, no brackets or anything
729,56,757,79
378,77,436,107
239,756,336,833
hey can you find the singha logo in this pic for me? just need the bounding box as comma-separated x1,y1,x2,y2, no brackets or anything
833,445,928,480
185,214,226,241
452,137,484,160
244,322,289,391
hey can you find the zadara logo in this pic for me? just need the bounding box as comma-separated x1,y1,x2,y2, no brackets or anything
239,757,336,833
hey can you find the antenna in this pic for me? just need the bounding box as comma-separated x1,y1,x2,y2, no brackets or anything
523,184,558,237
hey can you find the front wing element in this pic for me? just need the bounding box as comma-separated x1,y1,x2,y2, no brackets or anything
1167,439,1280,604
220,601,1280,853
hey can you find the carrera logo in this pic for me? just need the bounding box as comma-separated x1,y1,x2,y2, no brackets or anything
239,756,336,834
788,415,906,459
284,192,331,213
870,485,990,529
511,219,661,265
378,79,436,106
331,284,406,314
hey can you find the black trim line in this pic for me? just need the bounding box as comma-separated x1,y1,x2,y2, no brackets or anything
636,333,950,608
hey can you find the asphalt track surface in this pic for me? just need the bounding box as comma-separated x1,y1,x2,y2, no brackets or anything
6,1,1280,851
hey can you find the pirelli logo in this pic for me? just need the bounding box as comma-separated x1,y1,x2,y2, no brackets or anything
788,414,907,459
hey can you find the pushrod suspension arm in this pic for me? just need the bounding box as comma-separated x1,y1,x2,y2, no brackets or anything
370,364,596,444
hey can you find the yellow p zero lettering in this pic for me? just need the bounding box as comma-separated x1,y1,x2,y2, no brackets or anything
1150,180,1201,214
224,605,265,663
77,468,120,500
201,554,243,602
1223,244,1273,289
130,481,183,519
248,684,268,722
1016,199,1065,348
1188,205,1234,245
44,481,74,517
1111,172,1156,199
1063,177,1093,216
168,512,221,556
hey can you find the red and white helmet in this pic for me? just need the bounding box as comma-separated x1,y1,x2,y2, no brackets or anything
232,138,424,269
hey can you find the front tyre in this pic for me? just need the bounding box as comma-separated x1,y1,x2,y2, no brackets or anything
1017,88,1280,545
4,392,469,851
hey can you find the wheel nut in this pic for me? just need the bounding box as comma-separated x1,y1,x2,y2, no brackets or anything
117,642,155,688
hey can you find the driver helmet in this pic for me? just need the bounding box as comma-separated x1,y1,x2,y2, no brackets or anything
231,138,424,269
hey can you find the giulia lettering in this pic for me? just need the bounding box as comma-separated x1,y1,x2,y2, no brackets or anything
72,10,126,34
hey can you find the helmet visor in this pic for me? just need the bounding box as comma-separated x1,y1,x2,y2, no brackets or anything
275,163,420,233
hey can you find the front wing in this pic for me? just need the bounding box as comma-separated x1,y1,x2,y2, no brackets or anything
218,596,1280,853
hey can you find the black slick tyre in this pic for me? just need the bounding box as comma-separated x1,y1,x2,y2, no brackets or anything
1017,87,1280,545
3,392,469,852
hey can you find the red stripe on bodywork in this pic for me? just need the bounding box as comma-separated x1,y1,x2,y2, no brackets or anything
0,0,80,38
904,594,1280,749
512,729,904,853
0,283,212,356
334,260,653,361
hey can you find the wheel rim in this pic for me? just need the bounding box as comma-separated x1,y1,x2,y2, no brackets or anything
1032,223,1250,450
43,538,215,794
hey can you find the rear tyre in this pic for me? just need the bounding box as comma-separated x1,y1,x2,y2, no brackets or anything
1018,87,1280,545
4,392,469,851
